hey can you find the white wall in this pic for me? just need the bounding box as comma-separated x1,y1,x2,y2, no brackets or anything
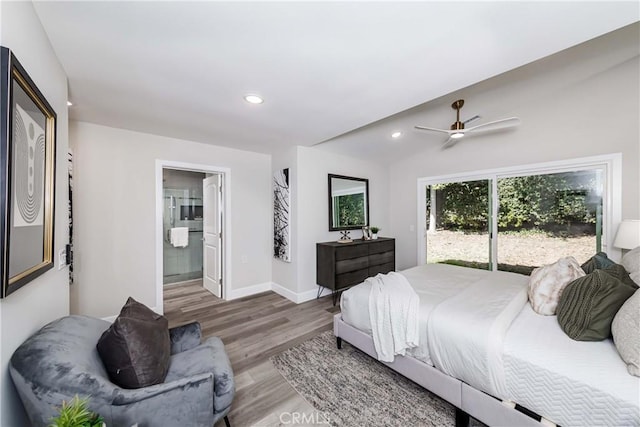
390,33,640,270
69,121,272,318
271,146,391,302
296,146,390,297
0,2,70,425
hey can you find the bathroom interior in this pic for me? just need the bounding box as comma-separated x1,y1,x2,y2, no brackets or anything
163,168,206,285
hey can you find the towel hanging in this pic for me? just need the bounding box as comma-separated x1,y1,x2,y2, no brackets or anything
170,227,189,248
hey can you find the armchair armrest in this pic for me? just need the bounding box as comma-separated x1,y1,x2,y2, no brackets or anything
112,372,213,405
110,373,216,426
169,321,202,354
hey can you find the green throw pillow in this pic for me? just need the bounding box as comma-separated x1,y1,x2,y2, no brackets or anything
581,252,616,274
557,270,635,341
603,263,639,289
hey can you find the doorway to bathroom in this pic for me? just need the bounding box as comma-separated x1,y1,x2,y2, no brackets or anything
163,169,207,284
155,160,230,308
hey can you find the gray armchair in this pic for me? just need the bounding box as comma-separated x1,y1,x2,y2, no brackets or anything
9,315,234,427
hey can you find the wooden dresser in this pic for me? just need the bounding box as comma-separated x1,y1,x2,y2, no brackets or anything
316,238,395,304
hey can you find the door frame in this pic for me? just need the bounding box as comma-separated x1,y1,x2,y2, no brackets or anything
155,160,232,313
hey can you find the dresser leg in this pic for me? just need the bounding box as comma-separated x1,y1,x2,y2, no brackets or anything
336,337,342,349
332,290,339,306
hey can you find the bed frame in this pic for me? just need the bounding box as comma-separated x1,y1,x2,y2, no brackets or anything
334,314,553,427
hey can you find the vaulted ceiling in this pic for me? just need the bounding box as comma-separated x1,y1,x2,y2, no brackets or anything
33,2,639,158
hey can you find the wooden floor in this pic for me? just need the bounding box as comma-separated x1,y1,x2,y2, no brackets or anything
163,283,340,427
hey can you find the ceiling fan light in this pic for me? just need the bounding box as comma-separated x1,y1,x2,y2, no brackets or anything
451,132,465,139
244,94,264,104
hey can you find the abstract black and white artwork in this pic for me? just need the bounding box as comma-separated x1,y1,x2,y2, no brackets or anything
1,47,57,298
273,168,291,262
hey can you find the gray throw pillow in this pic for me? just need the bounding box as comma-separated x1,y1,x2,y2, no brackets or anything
612,290,640,376
557,270,635,341
97,297,170,389
621,246,640,286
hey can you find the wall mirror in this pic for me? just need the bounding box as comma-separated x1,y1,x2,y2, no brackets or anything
328,174,369,231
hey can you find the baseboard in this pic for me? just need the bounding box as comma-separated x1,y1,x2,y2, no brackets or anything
227,282,272,300
296,287,321,303
271,282,323,304
270,282,297,302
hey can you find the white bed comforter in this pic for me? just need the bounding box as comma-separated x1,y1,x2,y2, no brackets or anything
343,264,529,398
428,274,528,399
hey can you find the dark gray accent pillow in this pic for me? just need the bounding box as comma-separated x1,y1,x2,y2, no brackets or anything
557,270,635,341
581,252,616,274
97,297,170,389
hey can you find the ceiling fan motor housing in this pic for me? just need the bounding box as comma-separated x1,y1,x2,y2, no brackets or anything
450,99,465,130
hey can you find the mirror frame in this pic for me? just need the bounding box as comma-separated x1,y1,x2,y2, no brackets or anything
328,174,370,231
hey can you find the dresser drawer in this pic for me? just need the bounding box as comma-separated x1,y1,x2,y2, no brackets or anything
336,256,369,274
316,238,395,302
336,268,370,289
335,244,369,260
369,240,395,255
369,250,394,266
369,261,395,276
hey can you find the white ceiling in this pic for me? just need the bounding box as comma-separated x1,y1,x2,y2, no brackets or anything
33,2,639,157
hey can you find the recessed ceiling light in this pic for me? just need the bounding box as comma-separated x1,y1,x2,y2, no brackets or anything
391,131,402,139
244,94,264,104
67,101,73,107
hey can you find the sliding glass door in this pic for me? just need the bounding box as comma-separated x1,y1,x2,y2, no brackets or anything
425,179,492,270
419,157,612,275
496,170,603,274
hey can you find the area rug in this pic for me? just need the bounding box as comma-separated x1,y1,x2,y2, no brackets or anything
271,331,483,427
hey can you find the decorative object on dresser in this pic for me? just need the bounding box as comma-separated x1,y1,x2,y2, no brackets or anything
370,226,380,240
337,230,352,243
361,226,371,240
316,237,395,305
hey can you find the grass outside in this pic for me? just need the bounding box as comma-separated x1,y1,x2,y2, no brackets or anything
426,229,595,275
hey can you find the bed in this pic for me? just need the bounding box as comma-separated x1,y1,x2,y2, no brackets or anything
334,263,640,427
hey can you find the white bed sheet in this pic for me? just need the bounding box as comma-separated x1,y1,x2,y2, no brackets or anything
340,263,498,365
503,304,640,426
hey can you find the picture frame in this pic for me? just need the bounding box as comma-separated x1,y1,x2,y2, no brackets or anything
1,46,57,298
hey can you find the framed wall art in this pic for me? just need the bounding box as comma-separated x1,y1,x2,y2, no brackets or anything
273,167,291,262
1,46,57,298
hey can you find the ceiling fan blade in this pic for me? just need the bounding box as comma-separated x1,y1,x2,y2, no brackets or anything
441,136,458,149
414,125,451,134
463,115,481,125
466,117,521,133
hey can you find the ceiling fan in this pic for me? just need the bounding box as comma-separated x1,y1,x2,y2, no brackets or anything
414,99,521,147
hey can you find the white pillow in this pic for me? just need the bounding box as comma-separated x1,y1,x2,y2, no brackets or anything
612,289,640,376
621,246,640,286
528,256,585,315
